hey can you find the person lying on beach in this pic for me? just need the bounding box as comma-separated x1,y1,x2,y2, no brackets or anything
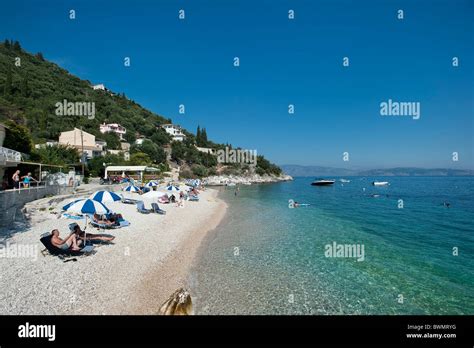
50,229,83,251
93,213,115,226
73,225,115,242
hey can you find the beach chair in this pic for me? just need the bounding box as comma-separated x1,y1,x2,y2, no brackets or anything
188,195,199,202
39,232,94,261
122,197,139,205
151,202,166,215
136,201,152,214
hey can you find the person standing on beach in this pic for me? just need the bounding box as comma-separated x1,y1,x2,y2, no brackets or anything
21,172,37,188
12,170,20,189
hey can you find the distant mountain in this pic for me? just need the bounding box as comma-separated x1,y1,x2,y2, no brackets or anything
357,167,474,177
280,165,474,177
279,165,357,177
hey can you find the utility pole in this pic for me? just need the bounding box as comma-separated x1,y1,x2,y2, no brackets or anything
80,127,85,177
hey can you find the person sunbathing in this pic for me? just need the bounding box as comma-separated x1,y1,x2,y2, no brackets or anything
73,225,115,242
93,213,114,226
50,229,83,251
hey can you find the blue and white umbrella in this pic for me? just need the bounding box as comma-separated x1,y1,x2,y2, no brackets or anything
123,185,140,192
89,190,122,203
145,181,159,187
63,199,110,215
166,185,180,192
62,199,82,211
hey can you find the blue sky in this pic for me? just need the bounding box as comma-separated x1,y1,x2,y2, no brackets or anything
1,0,473,169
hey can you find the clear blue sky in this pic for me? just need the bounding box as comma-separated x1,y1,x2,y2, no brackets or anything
1,0,473,169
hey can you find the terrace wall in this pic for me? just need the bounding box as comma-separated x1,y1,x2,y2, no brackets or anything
0,185,74,228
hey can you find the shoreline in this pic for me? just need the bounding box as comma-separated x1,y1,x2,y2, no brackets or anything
131,191,228,314
0,186,228,315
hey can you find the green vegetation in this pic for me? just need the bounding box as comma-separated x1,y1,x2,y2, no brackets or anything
0,40,282,179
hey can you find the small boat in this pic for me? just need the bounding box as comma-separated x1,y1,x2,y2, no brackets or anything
311,179,335,186
226,182,236,187
340,179,351,183
372,181,389,186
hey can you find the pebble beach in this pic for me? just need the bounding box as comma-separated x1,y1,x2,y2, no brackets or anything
0,186,227,315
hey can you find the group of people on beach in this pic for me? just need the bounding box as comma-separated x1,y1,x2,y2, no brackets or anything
50,224,115,251
11,170,37,189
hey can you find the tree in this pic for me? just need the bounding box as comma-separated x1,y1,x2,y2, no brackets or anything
20,75,29,97
129,152,151,165
191,165,208,178
201,128,208,144
196,125,201,145
171,141,186,163
35,52,44,61
87,153,124,177
3,121,33,154
30,145,79,165
3,68,13,96
135,139,166,164
13,41,21,51
150,129,171,146
102,132,121,150
4,39,11,49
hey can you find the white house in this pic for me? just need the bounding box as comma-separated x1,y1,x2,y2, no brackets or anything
34,140,59,149
92,84,106,91
100,123,127,140
135,136,147,146
161,124,186,142
195,146,216,155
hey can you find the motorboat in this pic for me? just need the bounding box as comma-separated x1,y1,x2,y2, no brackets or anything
372,181,389,186
311,179,335,186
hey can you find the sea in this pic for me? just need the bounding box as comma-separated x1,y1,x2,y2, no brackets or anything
189,177,474,315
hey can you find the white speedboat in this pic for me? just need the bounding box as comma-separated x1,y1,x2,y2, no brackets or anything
372,181,389,186
340,179,351,183
311,179,335,186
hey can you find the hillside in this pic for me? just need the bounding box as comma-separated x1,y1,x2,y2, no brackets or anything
0,40,282,179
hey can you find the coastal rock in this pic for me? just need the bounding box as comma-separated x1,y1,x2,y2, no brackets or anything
203,174,293,186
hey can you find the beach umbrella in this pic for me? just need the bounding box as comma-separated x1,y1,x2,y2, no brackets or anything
62,199,82,211
64,199,110,215
89,190,122,203
123,185,140,192
165,185,180,192
145,181,159,187
142,190,168,199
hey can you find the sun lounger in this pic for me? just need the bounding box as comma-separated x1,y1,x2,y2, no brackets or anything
188,195,199,202
62,213,84,220
151,202,166,215
136,201,152,214
122,198,139,205
39,232,94,258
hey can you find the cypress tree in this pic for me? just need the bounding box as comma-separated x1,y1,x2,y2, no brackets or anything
13,40,21,51
202,128,208,145
196,125,201,145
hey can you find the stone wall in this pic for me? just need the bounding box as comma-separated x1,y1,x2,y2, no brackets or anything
0,185,74,228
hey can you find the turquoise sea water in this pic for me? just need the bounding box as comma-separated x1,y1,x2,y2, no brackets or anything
190,177,474,315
